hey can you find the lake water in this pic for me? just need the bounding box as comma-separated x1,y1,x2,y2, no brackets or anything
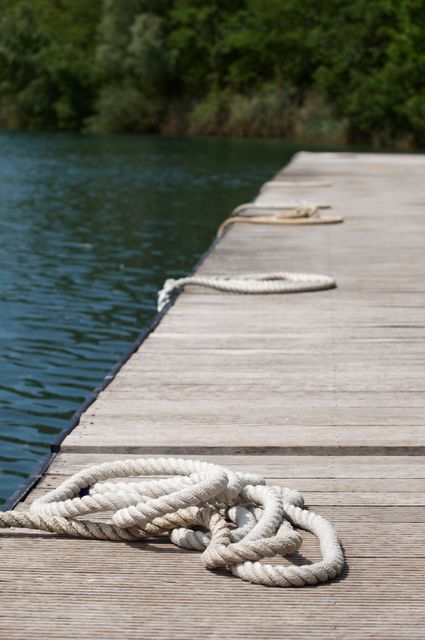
0,132,330,504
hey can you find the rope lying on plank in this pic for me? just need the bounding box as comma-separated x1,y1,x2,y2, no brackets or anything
0,457,344,587
217,204,343,237
260,180,333,190
157,272,336,312
232,202,332,216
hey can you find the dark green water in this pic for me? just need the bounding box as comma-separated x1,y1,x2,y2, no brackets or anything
0,132,325,504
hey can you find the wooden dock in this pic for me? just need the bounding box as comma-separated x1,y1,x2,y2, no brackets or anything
1,152,425,638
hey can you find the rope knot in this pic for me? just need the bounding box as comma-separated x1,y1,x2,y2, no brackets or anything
157,278,179,311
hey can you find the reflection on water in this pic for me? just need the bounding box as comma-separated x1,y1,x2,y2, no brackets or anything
0,132,317,503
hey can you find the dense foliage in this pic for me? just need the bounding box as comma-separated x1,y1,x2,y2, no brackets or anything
0,0,424,146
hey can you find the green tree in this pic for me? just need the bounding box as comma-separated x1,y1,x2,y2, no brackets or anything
312,0,425,145
89,0,172,132
0,0,101,129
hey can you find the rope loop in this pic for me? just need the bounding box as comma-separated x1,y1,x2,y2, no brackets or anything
157,272,336,311
0,458,344,588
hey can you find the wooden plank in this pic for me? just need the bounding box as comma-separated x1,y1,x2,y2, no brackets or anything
62,421,425,454
46,453,425,479
0,535,424,639
19,473,425,493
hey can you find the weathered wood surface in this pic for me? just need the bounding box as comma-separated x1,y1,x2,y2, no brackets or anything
1,152,425,638
4,454,425,639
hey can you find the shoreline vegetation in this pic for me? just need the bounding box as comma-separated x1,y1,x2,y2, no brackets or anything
0,1,424,149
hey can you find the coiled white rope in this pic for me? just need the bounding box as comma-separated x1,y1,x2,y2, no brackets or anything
157,272,336,312
0,458,344,587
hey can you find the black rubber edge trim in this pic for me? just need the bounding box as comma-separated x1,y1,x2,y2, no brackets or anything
2,452,56,511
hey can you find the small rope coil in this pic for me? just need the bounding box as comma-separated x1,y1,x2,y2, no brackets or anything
157,272,336,312
232,202,332,216
217,204,343,237
0,458,344,588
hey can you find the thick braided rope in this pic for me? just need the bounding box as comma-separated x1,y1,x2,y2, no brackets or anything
0,458,344,587
157,271,336,312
